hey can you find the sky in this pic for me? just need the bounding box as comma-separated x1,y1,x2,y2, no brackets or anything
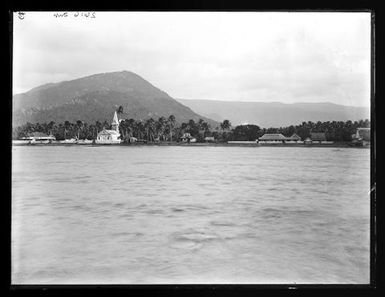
13,11,371,107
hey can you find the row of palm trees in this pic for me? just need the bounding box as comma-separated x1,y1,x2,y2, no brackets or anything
118,116,218,142
12,115,220,142
13,117,369,142
118,115,176,142
13,120,109,141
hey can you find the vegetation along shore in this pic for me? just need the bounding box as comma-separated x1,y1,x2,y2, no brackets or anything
13,111,370,147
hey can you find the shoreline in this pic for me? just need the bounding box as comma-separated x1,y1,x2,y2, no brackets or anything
12,141,370,148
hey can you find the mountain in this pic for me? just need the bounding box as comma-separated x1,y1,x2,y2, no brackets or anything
12,71,218,127
176,99,370,127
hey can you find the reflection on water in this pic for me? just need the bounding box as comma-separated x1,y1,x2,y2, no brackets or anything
12,146,370,284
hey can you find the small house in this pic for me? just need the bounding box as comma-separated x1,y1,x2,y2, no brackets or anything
129,137,138,143
181,133,196,143
22,132,56,143
310,132,326,143
288,133,301,142
204,136,215,142
304,137,312,144
258,133,287,143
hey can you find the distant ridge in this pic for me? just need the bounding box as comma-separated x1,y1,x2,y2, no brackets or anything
177,99,370,127
12,71,217,127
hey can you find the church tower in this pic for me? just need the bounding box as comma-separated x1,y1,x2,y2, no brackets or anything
111,111,119,132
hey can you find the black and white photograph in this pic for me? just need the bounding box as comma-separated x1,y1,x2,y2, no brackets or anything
11,11,372,285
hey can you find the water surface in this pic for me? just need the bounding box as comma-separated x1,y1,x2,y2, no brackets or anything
12,146,370,284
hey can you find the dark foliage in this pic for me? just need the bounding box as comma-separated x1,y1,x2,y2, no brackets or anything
13,118,370,143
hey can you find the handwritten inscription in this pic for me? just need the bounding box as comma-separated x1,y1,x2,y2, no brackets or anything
17,12,26,20
53,11,96,18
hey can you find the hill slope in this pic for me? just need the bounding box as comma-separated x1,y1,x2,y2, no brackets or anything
177,99,370,127
12,71,217,127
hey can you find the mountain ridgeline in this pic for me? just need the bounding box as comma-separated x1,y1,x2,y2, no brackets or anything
177,99,370,128
12,71,217,127
13,70,370,129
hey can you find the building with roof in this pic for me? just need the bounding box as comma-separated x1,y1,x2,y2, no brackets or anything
310,132,327,143
258,133,288,143
352,127,370,146
289,133,301,141
355,128,370,141
285,133,302,143
95,111,121,144
204,136,215,142
22,132,56,143
181,132,196,143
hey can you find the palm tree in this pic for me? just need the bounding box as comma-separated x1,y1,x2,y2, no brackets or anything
181,122,188,133
76,120,83,140
198,119,205,130
156,116,167,141
47,121,56,135
168,115,176,141
201,121,210,137
95,121,102,138
220,119,231,131
145,118,156,142
136,120,145,140
188,119,196,131
127,119,136,138
102,120,110,130
117,105,124,115
64,121,71,139
118,119,127,142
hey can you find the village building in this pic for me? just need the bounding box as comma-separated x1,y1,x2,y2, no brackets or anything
95,111,121,144
22,132,56,143
204,136,215,142
258,133,288,143
354,128,370,141
181,132,196,143
129,136,138,143
288,133,302,142
304,137,312,144
310,132,327,143
352,127,370,146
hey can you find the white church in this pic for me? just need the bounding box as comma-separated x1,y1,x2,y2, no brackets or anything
95,111,122,144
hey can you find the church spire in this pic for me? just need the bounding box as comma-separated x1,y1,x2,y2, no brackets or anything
111,111,119,132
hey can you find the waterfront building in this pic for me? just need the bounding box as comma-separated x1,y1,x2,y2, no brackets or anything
181,132,196,143
288,133,302,142
204,136,215,142
22,132,56,143
95,111,121,144
352,127,370,146
258,133,287,143
310,132,327,143
355,128,370,141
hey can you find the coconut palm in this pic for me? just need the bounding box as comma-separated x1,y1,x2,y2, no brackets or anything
76,120,84,140
145,118,156,142
64,121,71,139
220,119,231,131
156,116,167,141
95,121,102,138
168,115,176,141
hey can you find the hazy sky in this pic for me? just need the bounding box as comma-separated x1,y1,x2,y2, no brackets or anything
13,11,371,107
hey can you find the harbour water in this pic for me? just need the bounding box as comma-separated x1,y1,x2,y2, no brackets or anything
12,146,371,284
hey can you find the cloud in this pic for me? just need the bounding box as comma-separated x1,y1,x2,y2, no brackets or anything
13,12,371,107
